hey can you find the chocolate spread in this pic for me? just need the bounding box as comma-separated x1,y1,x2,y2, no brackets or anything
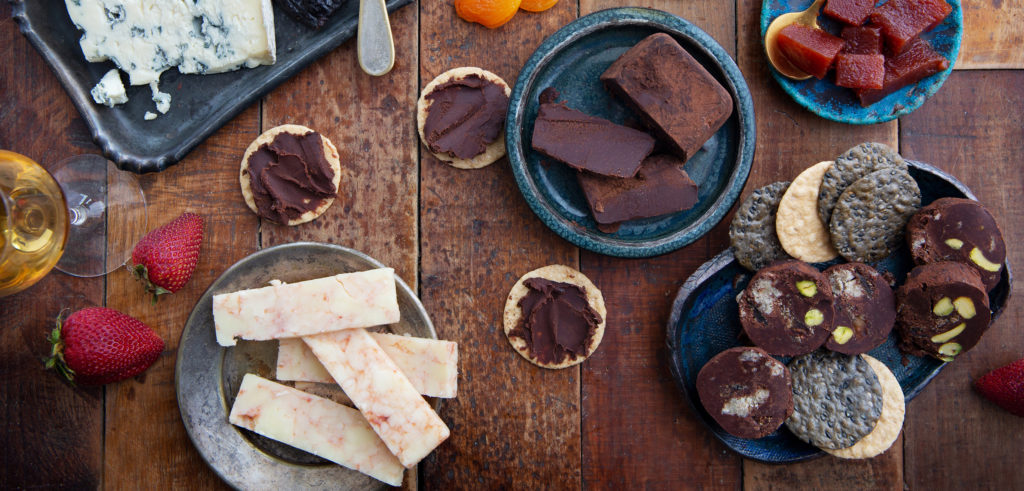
510,278,602,365
247,131,336,224
423,74,508,159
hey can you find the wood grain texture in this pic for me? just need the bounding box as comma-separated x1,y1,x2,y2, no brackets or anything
102,104,260,489
899,70,1024,490
957,0,1024,69
0,6,103,488
417,1,582,487
580,0,736,57
260,6,420,287
736,0,904,488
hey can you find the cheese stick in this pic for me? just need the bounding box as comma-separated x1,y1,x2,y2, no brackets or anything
228,374,404,486
277,334,458,398
212,268,400,346
303,329,450,467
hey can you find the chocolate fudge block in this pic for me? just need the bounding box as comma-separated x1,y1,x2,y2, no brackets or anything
870,0,953,54
824,0,876,26
531,95,656,178
576,154,699,225
856,38,949,106
841,26,883,55
600,33,733,162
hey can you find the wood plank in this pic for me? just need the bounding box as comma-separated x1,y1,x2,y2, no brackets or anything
260,6,420,286
101,108,261,489
0,5,102,487
417,1,582,487
735,0,905,488
957,0,1024,69
899,70,1024,490
575,1,740,488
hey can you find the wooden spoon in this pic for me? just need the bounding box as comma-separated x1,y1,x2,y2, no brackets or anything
764,0,826,80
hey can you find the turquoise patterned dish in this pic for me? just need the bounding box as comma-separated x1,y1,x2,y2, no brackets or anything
760,0,962,124
506,8,756,258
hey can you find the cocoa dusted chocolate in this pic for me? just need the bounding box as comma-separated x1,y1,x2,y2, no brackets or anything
531,90,655,178
422,74,509,160
738,260,835,356
823,263,896,355
600,33,733,162
508,277,603,366
576,154,699,225
896,262,992,361
696,347,793,439
906,197,1006,290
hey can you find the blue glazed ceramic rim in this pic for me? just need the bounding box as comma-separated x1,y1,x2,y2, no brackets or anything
506,7,756,258
665,160,1013,463
759,0,963,125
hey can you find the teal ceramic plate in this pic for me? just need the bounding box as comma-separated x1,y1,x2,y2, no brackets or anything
666,161,1012,462
507,8,755,258
761,0,962,124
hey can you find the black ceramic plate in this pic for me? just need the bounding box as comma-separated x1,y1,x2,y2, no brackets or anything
666,160,1012,463
176,242,437,489
11,0,412,174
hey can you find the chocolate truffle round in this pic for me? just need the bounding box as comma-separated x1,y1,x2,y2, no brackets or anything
896,262,991,361
818,142,906,226
239,124,341,226
696,347,793,439
738,260,835,356
729,181,792,271
823,263,896,355
417,67,511,169
786,351,883,450
503,265,606,369
830,167,921,263
906,197,1006,290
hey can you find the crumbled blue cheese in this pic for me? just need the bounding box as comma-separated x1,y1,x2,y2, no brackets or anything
90,69,128,107
144,111,157,120
149,82,171,114
64,0,276,86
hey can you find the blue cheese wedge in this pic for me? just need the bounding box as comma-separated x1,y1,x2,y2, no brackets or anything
90,69,128,107
64,0,276,87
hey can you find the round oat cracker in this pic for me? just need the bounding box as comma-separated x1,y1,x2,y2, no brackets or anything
417,67,511,169
502,265,606,369
776,161,840,263
826,355,905,459
240,124,341,226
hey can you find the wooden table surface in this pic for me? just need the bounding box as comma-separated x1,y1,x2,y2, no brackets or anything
2,0,1022,489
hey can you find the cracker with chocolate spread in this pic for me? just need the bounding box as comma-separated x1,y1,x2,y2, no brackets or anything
503,265,606,369
240,124,341,226
417,67,511,169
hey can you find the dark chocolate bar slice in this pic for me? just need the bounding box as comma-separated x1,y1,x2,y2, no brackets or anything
576,154,699,224
600,33,733,161
531,98,655,178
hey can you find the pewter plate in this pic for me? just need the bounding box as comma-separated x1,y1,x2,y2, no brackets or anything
175,242,435,490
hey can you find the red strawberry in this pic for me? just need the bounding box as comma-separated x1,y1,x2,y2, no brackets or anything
129,212,204,302
45,307,164,386
974,358,1024,417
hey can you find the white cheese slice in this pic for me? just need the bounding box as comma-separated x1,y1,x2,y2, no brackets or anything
228,374,404,486
211,268,400,347
90,69,128,107
303,329,451,468
277,333,459,398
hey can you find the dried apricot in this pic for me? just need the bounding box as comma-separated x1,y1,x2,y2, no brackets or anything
520,0,557,12
456,0,522,28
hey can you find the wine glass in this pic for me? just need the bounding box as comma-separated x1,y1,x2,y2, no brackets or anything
0,150,147,297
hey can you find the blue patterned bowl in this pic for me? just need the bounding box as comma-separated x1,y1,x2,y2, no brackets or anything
760,0,962,124
666,160,1012,462
506,8,756,258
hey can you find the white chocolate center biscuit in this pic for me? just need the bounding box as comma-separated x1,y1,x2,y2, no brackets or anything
502,264,606,369
776,161,840,263
826,355,905,459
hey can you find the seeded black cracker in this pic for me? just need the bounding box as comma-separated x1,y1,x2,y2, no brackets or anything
786,351,884,450
729,181,792,271
275,0,348,29
829,167,921,263
818,142,906,226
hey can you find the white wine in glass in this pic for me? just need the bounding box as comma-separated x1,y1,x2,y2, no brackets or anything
0,150,70,296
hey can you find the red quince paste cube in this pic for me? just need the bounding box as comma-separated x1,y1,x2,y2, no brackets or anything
835,53,885,89
870,0,953,54
841,26,883,54
824,0,876,26
856,38,949,106
777,24,845,79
